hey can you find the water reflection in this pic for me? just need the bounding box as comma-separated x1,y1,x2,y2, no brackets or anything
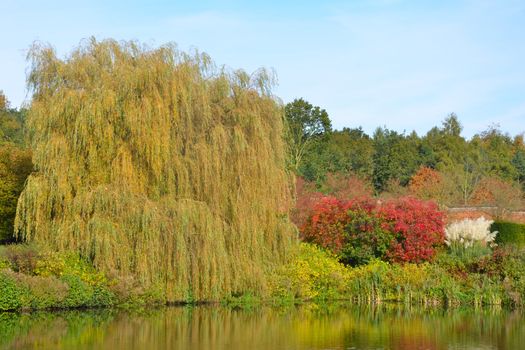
1,304,524,350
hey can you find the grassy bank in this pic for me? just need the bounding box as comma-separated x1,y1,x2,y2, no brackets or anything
0,245,164,311
269,243,525,308
1,242,525,311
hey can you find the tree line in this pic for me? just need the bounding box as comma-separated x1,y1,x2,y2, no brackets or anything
285,98,525,209
1,91,524,243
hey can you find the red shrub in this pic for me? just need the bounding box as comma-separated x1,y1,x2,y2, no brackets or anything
377,197,445,263
292,174,373,228
300,196,353,253
300,195,445,264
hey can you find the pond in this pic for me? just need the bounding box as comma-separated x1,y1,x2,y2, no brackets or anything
1,304,524,350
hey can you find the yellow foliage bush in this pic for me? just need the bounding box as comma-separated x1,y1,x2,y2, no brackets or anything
269,243,351,301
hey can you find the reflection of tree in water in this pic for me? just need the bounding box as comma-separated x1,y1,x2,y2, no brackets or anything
1,305,524,350
0,310,116,349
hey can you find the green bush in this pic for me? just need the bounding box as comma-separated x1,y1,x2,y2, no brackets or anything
0,270,27,311
35,252,117,307
90,285,116,307
491,221,525,247
346,261,466,306
474,246,525,306
0,255,9,270
0,245,121,310
60,274,94,308
447,241,492,266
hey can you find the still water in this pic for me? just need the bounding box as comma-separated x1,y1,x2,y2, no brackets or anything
1,304,524,350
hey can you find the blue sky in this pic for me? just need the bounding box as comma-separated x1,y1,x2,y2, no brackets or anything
1,0,524,138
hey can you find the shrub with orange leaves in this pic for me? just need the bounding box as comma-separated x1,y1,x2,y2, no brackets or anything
408,166,450,203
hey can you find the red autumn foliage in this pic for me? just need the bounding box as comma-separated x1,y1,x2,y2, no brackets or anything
300,196,354,253
292,173,372,229
300,195,445,264
377,197,445,263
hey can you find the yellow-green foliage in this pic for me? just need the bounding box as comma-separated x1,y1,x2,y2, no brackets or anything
34,251,108,286
346,261,446,304
15,38,296,302
346,260,503,307
0,145,32,241
0,244,160,310
270,244,461,304
1,269,69,310
269,243,351,301
271,243,509,307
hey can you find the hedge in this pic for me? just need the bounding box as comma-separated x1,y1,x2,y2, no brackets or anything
491,221,525,247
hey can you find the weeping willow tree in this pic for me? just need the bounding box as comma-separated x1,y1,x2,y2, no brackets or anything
15,38,297,301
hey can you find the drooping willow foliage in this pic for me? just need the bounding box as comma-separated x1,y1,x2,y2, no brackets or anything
15,38,297,301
